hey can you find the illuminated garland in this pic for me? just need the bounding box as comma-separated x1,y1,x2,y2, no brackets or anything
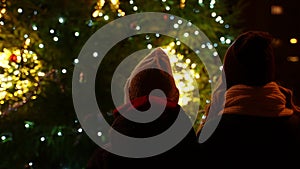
0,45,44,116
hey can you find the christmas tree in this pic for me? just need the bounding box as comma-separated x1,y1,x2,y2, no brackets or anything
0,0,244,168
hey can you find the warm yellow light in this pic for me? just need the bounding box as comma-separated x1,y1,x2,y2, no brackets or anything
92,10,100,18
0,47,43,109
287,56,299,62
1,8,6,14
290,38,298,44
25,38,31,45
271,5,283,15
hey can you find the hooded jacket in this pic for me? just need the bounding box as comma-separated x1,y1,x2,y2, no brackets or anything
87,48,198,169
197,31,300,168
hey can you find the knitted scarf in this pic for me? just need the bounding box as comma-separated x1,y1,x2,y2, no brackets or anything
220,82,300,117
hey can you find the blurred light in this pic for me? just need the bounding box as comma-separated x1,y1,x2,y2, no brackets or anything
220,37,225,42
165,6,170,11
133,6,138,11
155,33,160,38
183,32,189,37
17,8,23,13
93,52,98,57
225,24,230,29
219,65,223,71
24,34,29,38
185,59,191,64
25,123,30,128
194,30,199,35
1,136,6,141
129,0,134,4
49,29,55,34
40,137,45,142
28,162,33,166
58,17,64,24
147,44,152,49
287,56,299,62
0,21,4,25
38,72,45,76
271,5,283,15
213,51,218,57
104,15,109,20
225,39,231,44
53,36,59,42
78,128,83,133
178,20,183,24
135,25,141,30
211,12,216,17
32,25,38,31
290,38,298,44
97,131,102,137
74,58,79,64
215,16,222,22
74,32,80,37
39,44,44,48
61,69,67,74
173,23,179,29
57,131,62,136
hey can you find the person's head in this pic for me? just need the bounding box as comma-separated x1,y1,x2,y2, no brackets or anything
223,31,275,89
124,48,179,103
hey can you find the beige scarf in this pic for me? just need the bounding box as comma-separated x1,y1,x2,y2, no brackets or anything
219,82,299,117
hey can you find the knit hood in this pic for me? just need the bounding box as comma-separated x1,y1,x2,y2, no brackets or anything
123,47,179,104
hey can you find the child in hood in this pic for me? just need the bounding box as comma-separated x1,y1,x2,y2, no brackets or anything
87,48,198,169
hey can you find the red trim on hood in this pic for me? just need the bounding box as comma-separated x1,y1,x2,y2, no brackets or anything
112,96,178,118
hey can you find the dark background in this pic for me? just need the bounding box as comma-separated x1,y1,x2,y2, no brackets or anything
237,0,300,105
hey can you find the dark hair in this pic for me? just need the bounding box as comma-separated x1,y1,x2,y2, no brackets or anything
223,31,275,89
128,68,179,103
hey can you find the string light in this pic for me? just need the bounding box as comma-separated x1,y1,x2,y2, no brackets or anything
58,17,65,24
0,47,43,115
290,38,298,44
53,36,59,42
17,8,23,14
61,69,67,74
97,131,103,137
0,0,234,165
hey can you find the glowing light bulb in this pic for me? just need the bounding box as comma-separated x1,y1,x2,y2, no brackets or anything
147,44,153,49
53,36,59,42
61,69,67,74
40,137,45,142
97,131,102,137
17,8,23,13
133,6,138,11
58,17,64,24
49,29,55,34
290,38,298,44
57,131,62,136
74,32,80,37
93,52,98,57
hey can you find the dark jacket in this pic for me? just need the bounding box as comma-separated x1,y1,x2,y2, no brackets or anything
87,96,199,169
197,113,300,168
